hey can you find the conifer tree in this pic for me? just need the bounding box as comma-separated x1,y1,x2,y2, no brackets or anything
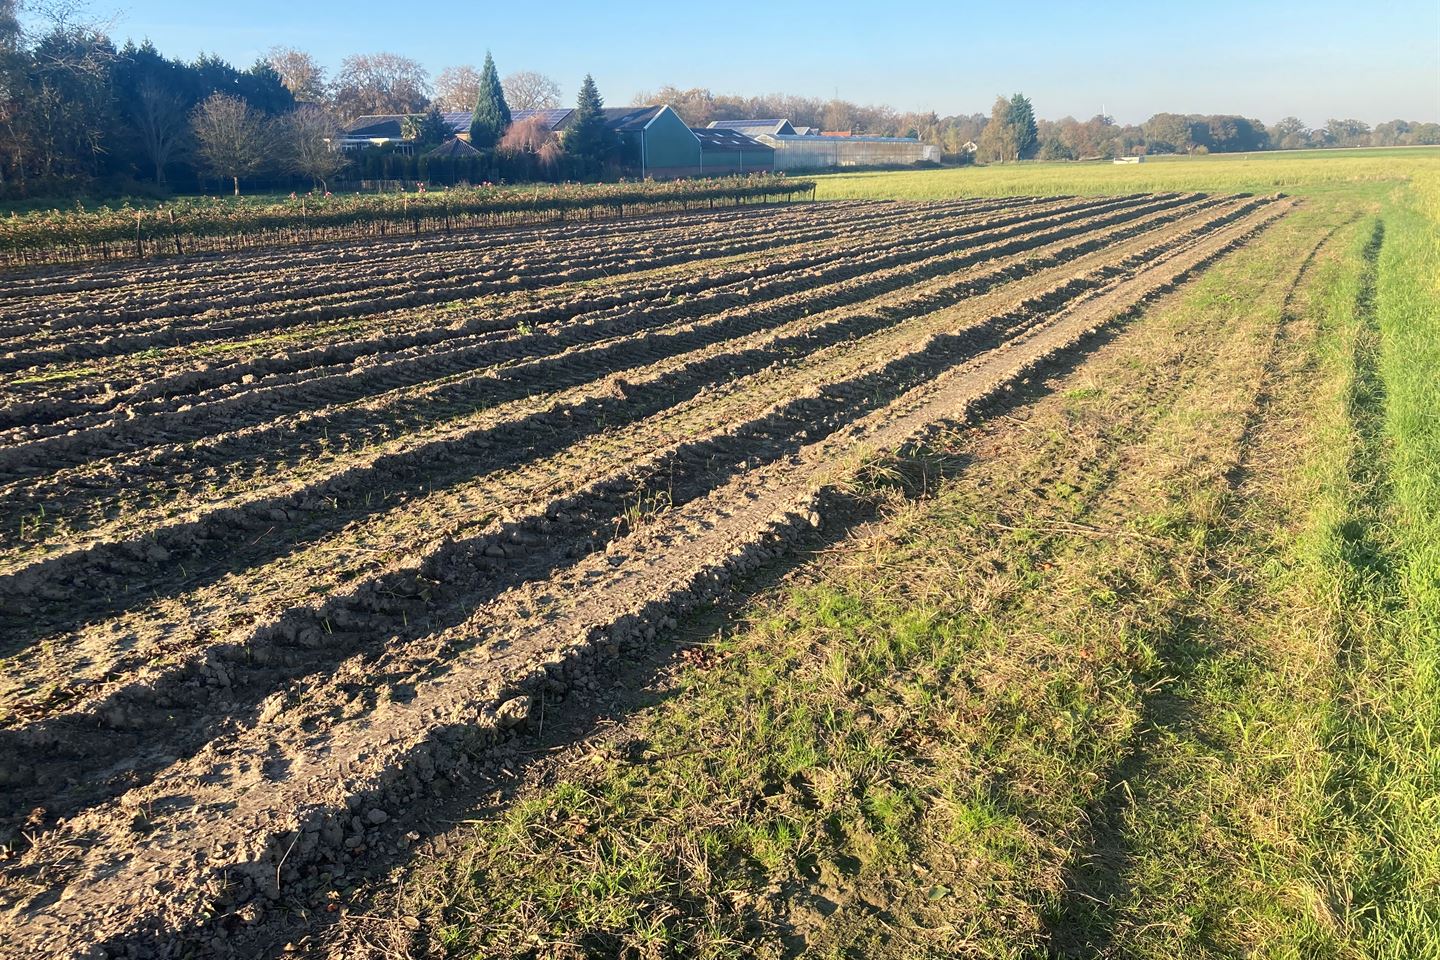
407,104,451,146
469,51,511,149
1007,93,1038,160
563,74,617,179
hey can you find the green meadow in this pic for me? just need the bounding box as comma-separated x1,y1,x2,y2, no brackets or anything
814,146,1439,200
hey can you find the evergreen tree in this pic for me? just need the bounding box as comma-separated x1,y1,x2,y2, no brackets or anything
469,51,510,149
417,104,451,145
563,74,617,179
1007,93,1038,160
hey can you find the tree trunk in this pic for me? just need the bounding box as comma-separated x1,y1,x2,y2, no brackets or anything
233,175,240,196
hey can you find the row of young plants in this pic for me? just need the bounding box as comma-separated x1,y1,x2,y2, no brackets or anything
0,176,816,265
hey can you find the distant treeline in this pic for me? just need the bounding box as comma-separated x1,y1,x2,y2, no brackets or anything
638,86,1440,161
1,0,1435,202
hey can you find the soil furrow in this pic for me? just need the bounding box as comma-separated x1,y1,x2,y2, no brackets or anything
0,212,1238,828
0,197,1029,365
0,198,1290,960
0,196,1126,436
0,194,1188,472
0,197,1246,609
0,200,1260,731
2,197,1014,308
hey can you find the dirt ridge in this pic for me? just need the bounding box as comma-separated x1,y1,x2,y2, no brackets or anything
0,197,1289,958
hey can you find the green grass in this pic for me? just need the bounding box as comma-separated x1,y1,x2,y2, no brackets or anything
9,366,100,386
814,146,1440,202
401,155,1440,959
1299,173,1440,957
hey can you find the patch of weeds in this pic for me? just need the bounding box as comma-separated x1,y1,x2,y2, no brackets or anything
11,366,100,386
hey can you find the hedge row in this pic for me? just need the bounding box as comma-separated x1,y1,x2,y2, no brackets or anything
0,176,818,266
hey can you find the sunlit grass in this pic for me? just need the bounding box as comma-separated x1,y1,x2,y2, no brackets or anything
1300,170,1440,958
814,147,1440,201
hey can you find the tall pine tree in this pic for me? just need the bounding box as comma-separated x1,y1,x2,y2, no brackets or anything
469,51,511,149
563,74,617,179
1007,93,1038,160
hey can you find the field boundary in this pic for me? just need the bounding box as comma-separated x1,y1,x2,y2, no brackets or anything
0,177,817,267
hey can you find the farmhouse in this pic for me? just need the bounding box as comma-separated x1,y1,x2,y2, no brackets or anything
337,105,708,175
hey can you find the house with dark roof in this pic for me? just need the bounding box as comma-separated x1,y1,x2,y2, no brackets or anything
337,109,565,151
337,115,414,149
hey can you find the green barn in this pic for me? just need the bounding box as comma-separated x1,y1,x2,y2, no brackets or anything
603,105,703,178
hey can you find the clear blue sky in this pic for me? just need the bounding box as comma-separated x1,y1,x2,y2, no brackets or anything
89,0,1440,124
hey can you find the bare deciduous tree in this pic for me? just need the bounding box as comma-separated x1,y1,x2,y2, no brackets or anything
191,93,269,195
280,103,346,189
17,8,117,182
502,70,561,111
821,99,854,134
331,52,428,119
267,46,326,103
433,64,480,112
129,78,188,183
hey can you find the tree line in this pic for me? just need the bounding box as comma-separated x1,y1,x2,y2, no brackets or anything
0,2,618,198
1,0,1435,201
636,84,1440,161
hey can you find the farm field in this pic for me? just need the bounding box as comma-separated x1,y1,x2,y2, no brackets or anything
1,149,1437,959
385,153,1439,960
815,145,1440,200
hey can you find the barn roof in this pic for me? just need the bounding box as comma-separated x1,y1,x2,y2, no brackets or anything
590,105,665,130
692,128,774,153
708,119,798,137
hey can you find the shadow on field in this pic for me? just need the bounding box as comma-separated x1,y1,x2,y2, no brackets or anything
1039,615,1212,957
91,307,1147,959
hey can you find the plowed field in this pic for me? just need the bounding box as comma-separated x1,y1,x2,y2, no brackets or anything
0,193,1291,957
